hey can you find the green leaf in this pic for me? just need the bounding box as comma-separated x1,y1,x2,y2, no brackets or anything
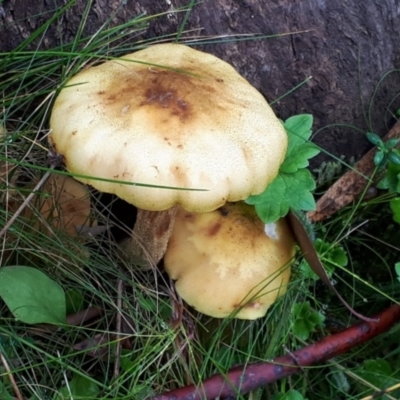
281,115,317,173
272,389,307,400
366,132,383,147
65,289,84,315
385,138,399,150
280,142,320,174
388,150,400,165
395,262,400,282
291,301,325,340
247,114,319,223
248,169,316,223
378,161,400,193
300,239,348,280
0,266,66,325
390,198,400,224
284,114,314,144
54,374,100,400
355,359,400,399
0,382,13,400
374,150,385,166
376,175,389,189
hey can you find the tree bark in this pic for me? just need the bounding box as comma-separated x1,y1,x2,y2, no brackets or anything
1,0,400,163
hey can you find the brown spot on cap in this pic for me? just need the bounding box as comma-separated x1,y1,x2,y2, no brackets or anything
139,71,193,121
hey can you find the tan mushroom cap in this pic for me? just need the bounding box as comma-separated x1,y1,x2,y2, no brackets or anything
49,44,287,212
4,174,94,237
164,202,295,319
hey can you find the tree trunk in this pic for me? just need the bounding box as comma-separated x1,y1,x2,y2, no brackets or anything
2,0,400,163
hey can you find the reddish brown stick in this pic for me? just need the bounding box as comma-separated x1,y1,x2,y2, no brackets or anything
307,120,400,222
151,304,400,400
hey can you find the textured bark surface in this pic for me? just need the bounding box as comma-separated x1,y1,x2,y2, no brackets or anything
2,0,400,163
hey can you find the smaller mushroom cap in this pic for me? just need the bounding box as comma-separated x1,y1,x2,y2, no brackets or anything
6,174,94,237
49,44,288,212
164,202,295,319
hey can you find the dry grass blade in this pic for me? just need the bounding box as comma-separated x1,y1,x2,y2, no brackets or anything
0,351,23,400
307,120,400,222
0,167,54,239
360,382,400,400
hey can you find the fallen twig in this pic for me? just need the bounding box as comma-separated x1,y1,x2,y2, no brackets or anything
150,304,400,400
360,381,400,400
307,120,400,222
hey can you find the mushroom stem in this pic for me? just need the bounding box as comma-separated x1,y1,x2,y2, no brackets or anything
129,206,178,267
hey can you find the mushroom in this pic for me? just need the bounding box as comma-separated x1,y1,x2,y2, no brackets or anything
4,174,95,238
38,174,95,237
164,202,295,319
49,43,288,265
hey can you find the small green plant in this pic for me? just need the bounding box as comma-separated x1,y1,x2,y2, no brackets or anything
376,154,400,224
273,389,308,400
395,262,400,282
354,359,400,399
377,159,400,192
365,132,400,167
291,301,325,341
247,114,320,223
299,239,348,279
54,374,100,400
365,132,400,225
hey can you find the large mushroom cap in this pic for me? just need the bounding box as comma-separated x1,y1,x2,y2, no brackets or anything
164,202,295,319
50,44,287,212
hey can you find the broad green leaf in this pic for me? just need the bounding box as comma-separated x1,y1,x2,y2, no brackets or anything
273,389,307,400
355,359,400,399
54,374,99,400
395,262,400,282
65,289,84,315
0,266,66,324
0,382,13,400
248,169,316,223
390,198,400,224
